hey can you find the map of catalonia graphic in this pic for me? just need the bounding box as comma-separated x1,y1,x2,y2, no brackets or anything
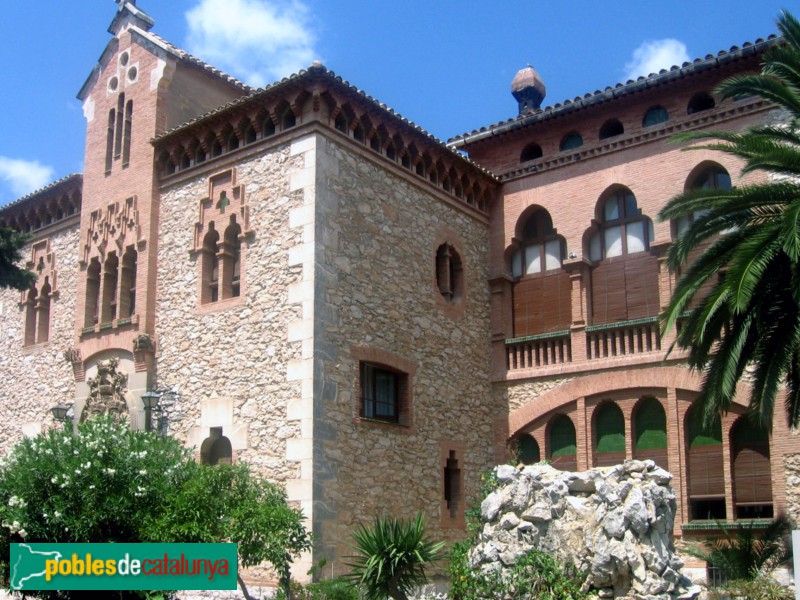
10,544,63,590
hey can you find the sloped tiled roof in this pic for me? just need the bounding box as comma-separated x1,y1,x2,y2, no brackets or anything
0,174,83,214
139,29,254,94
448,35,780,148
153,63,496,180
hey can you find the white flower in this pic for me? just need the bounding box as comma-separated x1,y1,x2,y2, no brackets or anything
106,468,116,475
51,476,58,484
54,511,61,518
18,529,27,538
89,485,95,490
138,470,147,476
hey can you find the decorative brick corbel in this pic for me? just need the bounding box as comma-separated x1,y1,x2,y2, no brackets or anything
63,347,85,382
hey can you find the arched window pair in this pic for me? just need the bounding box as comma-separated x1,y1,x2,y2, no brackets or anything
201,219,242,304
686,407,772,521
105,94,133,174
84,247,137,327
24,278,52,345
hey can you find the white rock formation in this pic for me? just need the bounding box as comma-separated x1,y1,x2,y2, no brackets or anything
470,461,701,600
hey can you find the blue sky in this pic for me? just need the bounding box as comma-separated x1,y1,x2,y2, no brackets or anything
0,0,790,205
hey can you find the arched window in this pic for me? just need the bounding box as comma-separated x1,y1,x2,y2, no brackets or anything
101,252,119,323
221,221,242,300
24,286,38,346
120,247,137,319
589,188,659,324
85,258,101,327
590,189,654,260
559,132,583,151
599,119,624,140
687,91,715,114
37,278,51,344
686,405,725,521
512,210,564,277
675,166,732,237
511,209,571,336
594,402,625,467
633,397,667,468
731,419,773,519
520,142,543,163
201,225,220,304
122,100,133,167
642,105,668,127
105,109,115,174
548,414,577,471
518,434,540,465
201,428,233,466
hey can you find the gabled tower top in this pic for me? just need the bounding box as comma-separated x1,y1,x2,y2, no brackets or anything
109,0,154,36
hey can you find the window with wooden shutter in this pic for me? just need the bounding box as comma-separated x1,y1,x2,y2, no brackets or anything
633,397,667,469
549,414,577,471
511,209,571,336
731,419,773,518
673,165,733,309
686,406,725,519
589,188,658,325
594,402,625,467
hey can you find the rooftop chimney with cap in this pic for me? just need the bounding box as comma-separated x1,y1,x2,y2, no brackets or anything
511,66,546,115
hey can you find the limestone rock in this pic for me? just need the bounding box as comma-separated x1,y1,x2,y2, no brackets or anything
468,460,698,600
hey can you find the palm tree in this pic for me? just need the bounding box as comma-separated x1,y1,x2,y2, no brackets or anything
686,516,791,581
660,9,800,430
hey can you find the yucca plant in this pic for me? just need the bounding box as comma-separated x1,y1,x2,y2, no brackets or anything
346,514,444,600
660,10,800,429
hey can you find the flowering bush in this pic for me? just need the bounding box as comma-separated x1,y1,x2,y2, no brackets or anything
0,417,310,599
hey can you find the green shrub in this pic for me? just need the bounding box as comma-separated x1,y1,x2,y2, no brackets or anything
449,545,592,600
686,517,791,581
346,514,444,600
0,417,311,600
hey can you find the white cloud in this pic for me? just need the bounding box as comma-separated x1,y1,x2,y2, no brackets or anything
0,157,54,199
185,0,318,88
623,39,690,81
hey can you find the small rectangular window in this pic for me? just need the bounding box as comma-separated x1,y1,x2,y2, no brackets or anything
361,363,398,422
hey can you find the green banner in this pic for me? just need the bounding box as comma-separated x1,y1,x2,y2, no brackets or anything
9,543,238,591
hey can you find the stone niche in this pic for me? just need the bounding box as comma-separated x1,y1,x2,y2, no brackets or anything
471,461,700,600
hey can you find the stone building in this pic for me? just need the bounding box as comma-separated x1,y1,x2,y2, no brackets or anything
0,0,797,584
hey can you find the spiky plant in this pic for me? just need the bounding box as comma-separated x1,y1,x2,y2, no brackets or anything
346,514,444,600
660,10,800,429
686,516,791,581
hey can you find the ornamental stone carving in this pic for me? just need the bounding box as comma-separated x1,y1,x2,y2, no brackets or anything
82,357,129,422
63,347,82,364
133,333,154,353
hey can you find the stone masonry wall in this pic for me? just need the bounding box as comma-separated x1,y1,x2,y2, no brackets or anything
312,135,495,574
0,223,81,448
786,447,800,527
155,143,305,482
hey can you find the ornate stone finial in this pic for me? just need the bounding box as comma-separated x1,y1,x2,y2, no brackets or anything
82,358,130,423
133,333,154,353
63,347,82,364
511,65,546,115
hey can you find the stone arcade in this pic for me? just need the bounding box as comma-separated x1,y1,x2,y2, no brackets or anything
1,0,799,587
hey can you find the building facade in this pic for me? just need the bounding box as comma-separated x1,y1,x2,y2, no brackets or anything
0,0,798,583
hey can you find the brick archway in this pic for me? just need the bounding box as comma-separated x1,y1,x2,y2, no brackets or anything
508,365,752,436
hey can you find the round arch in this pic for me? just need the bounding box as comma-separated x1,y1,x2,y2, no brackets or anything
592,401,625,467
508,365,753,437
